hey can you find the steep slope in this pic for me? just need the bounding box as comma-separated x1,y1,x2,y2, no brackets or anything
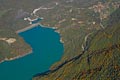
0,0,119,79
33,5,120,80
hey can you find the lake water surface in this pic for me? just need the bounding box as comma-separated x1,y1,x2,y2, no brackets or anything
0,26,63,80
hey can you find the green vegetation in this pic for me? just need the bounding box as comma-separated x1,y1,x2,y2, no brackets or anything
33,0,120,80
33,8,120,80
0,29,31,62
0,0,101,62
0,0,51,62
0,0,119,79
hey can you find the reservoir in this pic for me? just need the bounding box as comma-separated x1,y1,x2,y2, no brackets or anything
0,26,63,80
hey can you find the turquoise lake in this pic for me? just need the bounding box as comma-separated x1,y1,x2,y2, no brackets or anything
0,26,63,80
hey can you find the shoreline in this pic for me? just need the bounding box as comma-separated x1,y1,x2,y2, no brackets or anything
2,20,63,64
16,23,56,34
16,23,40,33
0,50,32,64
